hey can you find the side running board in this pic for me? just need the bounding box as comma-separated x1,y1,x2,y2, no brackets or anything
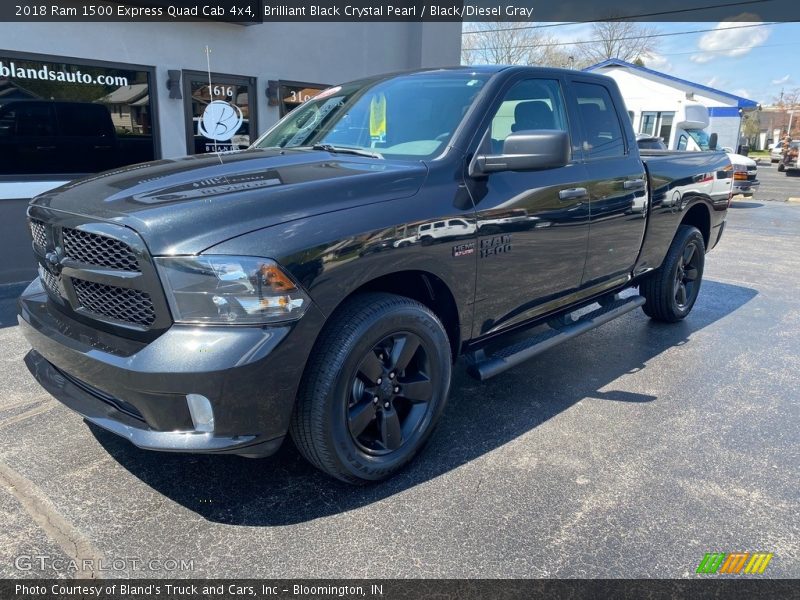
467,295,646,381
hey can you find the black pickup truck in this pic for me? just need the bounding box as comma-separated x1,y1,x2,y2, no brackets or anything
19,67,732,483
0,99,153,175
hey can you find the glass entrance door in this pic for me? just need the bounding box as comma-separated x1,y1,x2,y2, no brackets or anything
183,71,256,154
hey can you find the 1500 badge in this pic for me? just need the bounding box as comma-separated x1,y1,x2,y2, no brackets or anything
480,235,512,258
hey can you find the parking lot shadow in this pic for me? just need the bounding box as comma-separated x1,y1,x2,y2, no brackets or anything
90,279,757,526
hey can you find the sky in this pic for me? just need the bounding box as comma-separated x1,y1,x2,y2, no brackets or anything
468,20,800,106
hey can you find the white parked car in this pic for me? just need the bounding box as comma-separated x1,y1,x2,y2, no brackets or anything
394,218,476,248
727,152,759,196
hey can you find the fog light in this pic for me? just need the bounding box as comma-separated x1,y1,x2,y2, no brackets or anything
186,394,214,433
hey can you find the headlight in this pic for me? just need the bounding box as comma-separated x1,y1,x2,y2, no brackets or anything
155,256,310,324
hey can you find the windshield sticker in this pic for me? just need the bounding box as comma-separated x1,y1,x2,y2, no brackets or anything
370,93,387,140
287,96,345,146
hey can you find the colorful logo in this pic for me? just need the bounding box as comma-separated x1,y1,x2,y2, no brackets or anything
696,552,774,574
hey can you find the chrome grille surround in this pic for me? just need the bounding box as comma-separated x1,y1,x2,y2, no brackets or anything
62,227,140,271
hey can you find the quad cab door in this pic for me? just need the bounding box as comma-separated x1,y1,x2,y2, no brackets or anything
566,76,648,289
469,76,591,337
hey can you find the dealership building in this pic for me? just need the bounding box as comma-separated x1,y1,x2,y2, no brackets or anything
0,19,461,285
584,58,759,153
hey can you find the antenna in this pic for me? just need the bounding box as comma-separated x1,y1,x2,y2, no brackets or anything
205,45,219,155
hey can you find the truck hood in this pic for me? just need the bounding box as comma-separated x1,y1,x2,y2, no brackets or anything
30,148,428,255
727,152,757,168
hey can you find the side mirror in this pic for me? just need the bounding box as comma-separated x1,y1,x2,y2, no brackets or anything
709,133,718,151
471,130,570,176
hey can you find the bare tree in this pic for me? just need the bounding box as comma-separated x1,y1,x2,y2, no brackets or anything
772,88,800,138
461,22,577,67
577,21,661,64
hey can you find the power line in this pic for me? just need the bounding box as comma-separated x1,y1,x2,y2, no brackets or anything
656,39,800,57
465,21,779,51
461,0,776,35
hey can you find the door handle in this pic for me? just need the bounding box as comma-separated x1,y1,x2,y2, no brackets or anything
558,187,588,201
36,146,56,151
623,179,645,190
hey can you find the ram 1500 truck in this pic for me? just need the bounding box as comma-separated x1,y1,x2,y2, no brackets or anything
19,67,732,483
0,100,153,175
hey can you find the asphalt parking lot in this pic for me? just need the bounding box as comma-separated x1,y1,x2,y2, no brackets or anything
1,166,798,579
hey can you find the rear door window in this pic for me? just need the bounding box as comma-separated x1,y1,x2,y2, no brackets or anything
572,82,626,159
9,104,56,136
56,104,111,137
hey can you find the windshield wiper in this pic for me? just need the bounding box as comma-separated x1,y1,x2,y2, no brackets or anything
311,144,383,159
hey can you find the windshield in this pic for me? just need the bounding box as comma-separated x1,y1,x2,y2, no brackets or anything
686,129,711,150
254,72,489,160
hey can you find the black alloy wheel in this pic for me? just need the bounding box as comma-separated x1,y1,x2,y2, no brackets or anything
674,242,701,310
348,332,434,455
641,224,705,322
291,292,451,483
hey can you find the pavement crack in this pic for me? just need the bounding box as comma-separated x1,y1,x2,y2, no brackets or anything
0,461,102,579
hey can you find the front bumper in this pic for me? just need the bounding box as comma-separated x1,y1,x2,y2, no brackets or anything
19,279,324,456
732,178,759,196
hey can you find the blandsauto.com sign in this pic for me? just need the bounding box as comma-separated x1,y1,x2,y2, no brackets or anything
0,61,129,86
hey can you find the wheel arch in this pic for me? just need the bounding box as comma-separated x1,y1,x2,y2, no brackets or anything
680,200,711,249
326,270,461,361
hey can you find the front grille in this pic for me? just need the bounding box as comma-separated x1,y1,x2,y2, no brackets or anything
29,214,168,331
63,228,140,271
30,219,47,250
38,266,61,297
72,279,156,327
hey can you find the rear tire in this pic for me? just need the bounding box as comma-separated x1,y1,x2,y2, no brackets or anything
778,163,785,172
290,293,451,484
640,225,705,323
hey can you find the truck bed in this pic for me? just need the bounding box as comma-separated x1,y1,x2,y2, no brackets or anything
636,149,731,276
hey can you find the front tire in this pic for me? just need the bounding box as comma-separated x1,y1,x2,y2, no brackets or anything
640,225,705,323
290,293,451,484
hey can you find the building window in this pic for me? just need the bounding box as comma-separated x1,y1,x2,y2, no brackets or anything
0,51,156,176
278,81,329,117
639,111,675,144
658,112,674,143
182,71,256,155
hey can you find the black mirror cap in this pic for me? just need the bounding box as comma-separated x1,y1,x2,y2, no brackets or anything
472,130,570,175
709,132,719,151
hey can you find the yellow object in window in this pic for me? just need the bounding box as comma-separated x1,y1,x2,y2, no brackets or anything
370,93,386,139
